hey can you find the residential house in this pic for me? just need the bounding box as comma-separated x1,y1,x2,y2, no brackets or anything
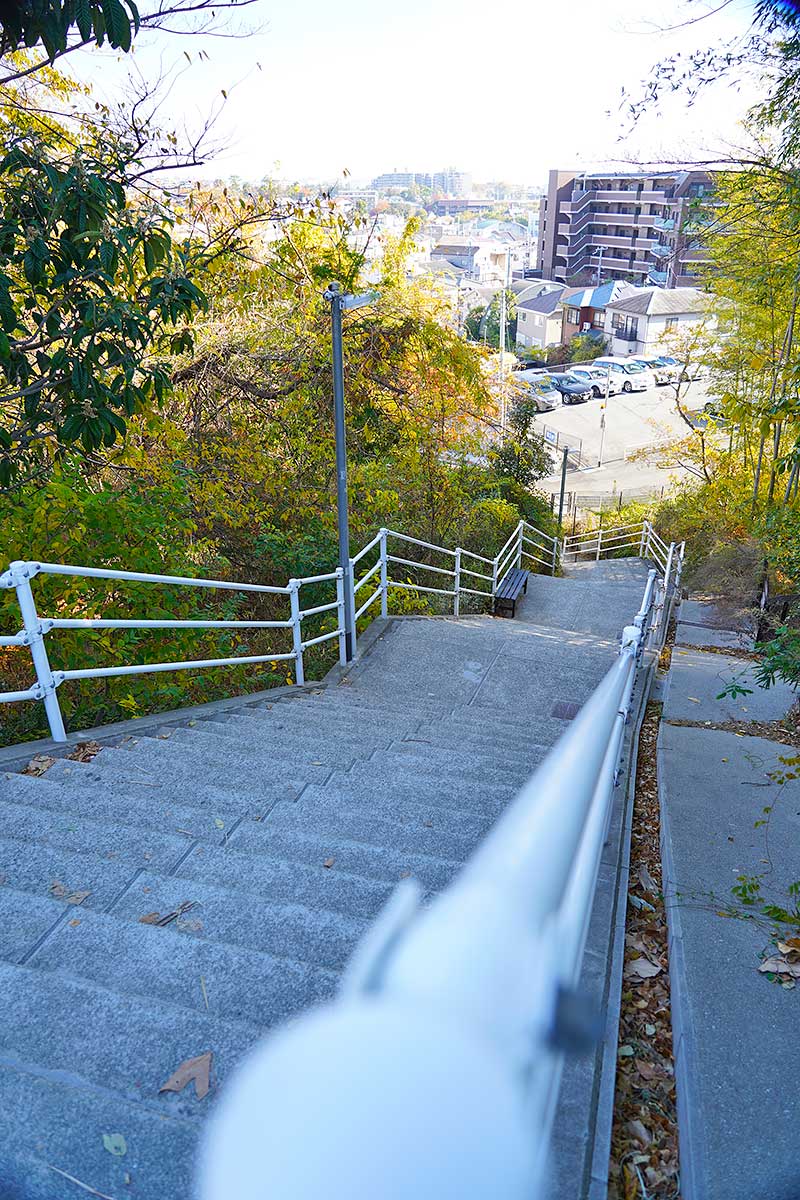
602,287,712,356
558,280,634,345
515,284,578,349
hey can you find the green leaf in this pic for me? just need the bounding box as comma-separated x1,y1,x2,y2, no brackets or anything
102,1132,127,1157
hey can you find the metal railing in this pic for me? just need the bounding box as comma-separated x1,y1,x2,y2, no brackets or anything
200,542,685,1200
1,519,558,742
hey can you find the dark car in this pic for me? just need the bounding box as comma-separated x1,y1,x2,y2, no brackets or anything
550,372,593,405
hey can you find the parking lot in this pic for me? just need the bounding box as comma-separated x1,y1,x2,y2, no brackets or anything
533,377,711,497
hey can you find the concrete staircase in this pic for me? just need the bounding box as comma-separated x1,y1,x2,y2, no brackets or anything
0,559,653,1199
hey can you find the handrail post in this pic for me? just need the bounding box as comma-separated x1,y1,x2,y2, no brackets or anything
491,554,499,599
379,528,388,618
335,568,347,666
11,562,67,741
639,522,648,557
595,526,603,562
551,536,558,576
454,548,461,617
288,579,305,685
515,521,523,569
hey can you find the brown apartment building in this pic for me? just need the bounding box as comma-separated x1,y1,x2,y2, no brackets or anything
537,168,714,287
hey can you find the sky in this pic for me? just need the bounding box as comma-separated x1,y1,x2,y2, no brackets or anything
69,0,763,187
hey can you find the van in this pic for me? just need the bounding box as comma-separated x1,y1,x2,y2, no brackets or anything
593,357,654,393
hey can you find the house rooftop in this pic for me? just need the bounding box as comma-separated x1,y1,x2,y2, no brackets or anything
605,286,708,317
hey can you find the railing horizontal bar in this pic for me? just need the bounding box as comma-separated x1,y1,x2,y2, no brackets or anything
354,585,383,621
458,584,493,598
523,523,557,545
0,685,39,702
521,550,551,569
296,571,339,586
301,629,341,650
459,566,493,583
0,632,26,646
45,617,292,631
28,561,291,595
56,651,296,683
351,531,383,565
353,559,381,592
384,529,457,557
387,555,456,578
387,579,456,597
496,523,523,560
458,548,495,565
299,600,340,620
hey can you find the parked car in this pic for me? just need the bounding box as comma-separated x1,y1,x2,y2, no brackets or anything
630,356,674,385
568,365,621,399
659,355,706,382
513,370,562,412
593,357,655,392
550,372,593,405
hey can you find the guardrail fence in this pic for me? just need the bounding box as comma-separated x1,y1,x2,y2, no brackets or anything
1,519,561,742
201,534,685,1200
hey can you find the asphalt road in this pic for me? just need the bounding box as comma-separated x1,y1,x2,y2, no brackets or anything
534,378,711,500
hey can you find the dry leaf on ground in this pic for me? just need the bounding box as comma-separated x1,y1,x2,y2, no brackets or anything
23,754,55,776
759,956,800,978
159,1051,212,1100
624,956,662,980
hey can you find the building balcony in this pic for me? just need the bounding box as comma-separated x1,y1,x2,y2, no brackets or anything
612,327,639,342
562,191,596,215
651,243,671,258
653,216,676,232
641,189,674,203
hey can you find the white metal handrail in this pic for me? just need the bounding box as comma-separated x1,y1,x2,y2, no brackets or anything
201,553,679,1200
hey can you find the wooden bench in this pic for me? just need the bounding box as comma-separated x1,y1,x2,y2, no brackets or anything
493,567,529,618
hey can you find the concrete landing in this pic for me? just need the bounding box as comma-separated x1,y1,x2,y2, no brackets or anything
660,597,800,1200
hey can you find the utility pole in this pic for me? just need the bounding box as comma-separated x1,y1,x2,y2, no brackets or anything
324,282,379,661
498,247,511,432
598,363,611,468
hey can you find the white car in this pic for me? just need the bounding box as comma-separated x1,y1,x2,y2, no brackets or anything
593,357,654,393
569,365,622,398
630,356,675,385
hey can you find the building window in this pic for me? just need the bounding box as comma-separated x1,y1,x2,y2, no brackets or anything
612,313,639,339
664,317,678,331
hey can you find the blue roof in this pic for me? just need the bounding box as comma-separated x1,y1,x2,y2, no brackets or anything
562,280,623,310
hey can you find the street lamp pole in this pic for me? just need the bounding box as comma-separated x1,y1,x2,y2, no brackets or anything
598,363,610,468
324,281,379,662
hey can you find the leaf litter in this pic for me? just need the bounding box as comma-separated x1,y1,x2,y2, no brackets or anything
609,700,680,1198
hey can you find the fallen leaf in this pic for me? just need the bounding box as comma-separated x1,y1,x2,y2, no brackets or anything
638,864,659,896
139,901,195,927
69,919,81,928
635,1058,660,1081
24,754,56,776
68,741,102,763
625,1118,651,1147
322,858,335,868
159,1051,212,1100
624,956,662,980
49,880,66,898
102,1133,127,1157
213,819,224,830
618,1044,635,1057
645,1023,656,1036
687,696,701,703
67,890,91,906
760,956,800,977
138,912,162,925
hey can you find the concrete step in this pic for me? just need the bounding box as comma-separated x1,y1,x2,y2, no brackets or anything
149,724,373,770
111,870,369,972
373,743,538,785
342,764,515,816
413,718,570,756
0,797,190,874
0,1058,198,1200
264,797,478,862
172,841,396,918
0,959,260,1109
27,906,339,1028
296,783,502,840
224,819,462,891
197,707,422,741
386,735,546,771
0,885,67,962
1,770,243,842
58,742,323,806
0,835,143,912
